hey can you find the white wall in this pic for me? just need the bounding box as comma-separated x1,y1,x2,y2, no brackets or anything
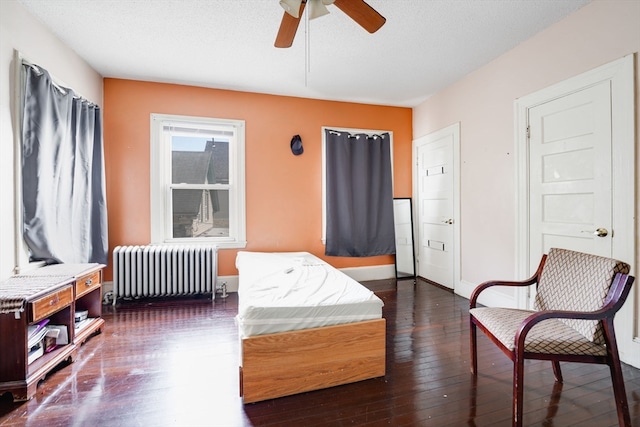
0,0,103,280
413,0,640,284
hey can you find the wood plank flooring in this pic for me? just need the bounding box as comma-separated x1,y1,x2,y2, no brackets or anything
1,278,639,426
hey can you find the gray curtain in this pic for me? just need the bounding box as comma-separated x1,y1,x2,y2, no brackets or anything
22,63,108,265
325,129,395,257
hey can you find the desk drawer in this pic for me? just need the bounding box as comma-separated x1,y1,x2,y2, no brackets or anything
75,271,101,299
30,286,73,322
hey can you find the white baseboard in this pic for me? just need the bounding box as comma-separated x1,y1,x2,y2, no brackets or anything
216,275,239,293
339,264,396,282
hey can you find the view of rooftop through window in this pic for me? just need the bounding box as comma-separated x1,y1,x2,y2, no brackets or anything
171,134,230,238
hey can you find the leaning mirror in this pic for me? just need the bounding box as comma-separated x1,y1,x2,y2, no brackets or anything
393,198,415,279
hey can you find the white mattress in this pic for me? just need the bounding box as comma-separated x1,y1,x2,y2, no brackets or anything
235,251,384,338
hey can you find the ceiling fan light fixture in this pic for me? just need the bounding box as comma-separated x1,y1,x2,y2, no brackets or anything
279,0,303,18
275,0,386,48
309,0,330,20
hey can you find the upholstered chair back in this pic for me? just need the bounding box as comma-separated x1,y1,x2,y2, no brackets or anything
534,248,630,345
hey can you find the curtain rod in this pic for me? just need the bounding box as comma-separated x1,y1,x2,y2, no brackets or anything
328,129,388,139
18,51,95,104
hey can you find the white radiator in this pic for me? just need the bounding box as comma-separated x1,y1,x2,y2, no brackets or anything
113,245,217,303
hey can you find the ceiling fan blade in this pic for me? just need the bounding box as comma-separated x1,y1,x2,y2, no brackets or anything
275,2,306,48
333,0,385,33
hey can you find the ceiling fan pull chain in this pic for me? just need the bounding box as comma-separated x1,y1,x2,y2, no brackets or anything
305,5,309,87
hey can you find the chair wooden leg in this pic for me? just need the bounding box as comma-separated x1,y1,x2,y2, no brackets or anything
513,354,524,427
470,319,478,375
551,361,563,383
603,320,631,427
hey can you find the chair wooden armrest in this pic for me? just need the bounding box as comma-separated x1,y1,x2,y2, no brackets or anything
470,254,547,309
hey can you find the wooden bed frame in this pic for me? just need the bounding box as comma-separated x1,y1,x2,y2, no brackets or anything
240,318,386,403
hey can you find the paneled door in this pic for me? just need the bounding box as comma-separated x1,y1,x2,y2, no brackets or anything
528,81,612,267
414,124,459,289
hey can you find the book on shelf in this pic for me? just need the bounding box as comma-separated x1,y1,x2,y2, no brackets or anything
47,325,69,345
44,328,60,353
27,342,44,365
27,326,49,349
75,317,95,331
27,318,49,339
75,310,89,323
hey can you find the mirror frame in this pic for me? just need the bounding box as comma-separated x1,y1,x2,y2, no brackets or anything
393,197,416,280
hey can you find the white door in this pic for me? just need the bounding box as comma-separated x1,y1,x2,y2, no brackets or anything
414,124,459,289
528,81,612,268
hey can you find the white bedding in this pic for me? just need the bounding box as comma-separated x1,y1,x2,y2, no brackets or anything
235,251,384,337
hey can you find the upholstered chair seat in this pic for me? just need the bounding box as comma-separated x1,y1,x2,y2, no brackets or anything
470,307,607,356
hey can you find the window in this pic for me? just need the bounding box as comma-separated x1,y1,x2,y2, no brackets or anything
150,114,246,248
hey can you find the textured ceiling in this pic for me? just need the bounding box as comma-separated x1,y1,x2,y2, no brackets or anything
17,0,592,107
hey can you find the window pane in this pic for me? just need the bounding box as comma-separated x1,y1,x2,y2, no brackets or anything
172,136,229,184
171,189,229,238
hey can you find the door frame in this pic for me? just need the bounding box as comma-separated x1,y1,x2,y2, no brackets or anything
515,54,637,365
412,122,461,293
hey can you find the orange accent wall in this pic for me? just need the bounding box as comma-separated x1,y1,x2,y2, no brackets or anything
103,79,413,280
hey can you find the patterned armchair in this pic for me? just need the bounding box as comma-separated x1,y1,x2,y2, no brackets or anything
469,248,635,427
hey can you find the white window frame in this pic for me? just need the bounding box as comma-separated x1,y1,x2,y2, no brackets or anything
321,126,394,243
150,113,246,248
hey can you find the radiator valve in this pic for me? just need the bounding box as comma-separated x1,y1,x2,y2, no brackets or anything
103,291,114,305
217,282,228,299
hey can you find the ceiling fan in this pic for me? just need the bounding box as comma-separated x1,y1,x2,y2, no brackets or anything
275,0,386,48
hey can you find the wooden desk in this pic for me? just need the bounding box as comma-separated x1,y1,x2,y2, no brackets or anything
0,264,105,401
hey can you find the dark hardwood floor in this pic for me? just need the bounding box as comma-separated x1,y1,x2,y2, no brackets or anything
1,279,639,426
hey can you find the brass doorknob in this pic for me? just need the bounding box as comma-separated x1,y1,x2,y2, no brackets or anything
594,228,608,237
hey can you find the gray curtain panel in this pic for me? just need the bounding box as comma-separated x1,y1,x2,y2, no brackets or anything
22,63,108,265
325,129,395,257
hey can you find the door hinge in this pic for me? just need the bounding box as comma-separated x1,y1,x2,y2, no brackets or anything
526,126,530,139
